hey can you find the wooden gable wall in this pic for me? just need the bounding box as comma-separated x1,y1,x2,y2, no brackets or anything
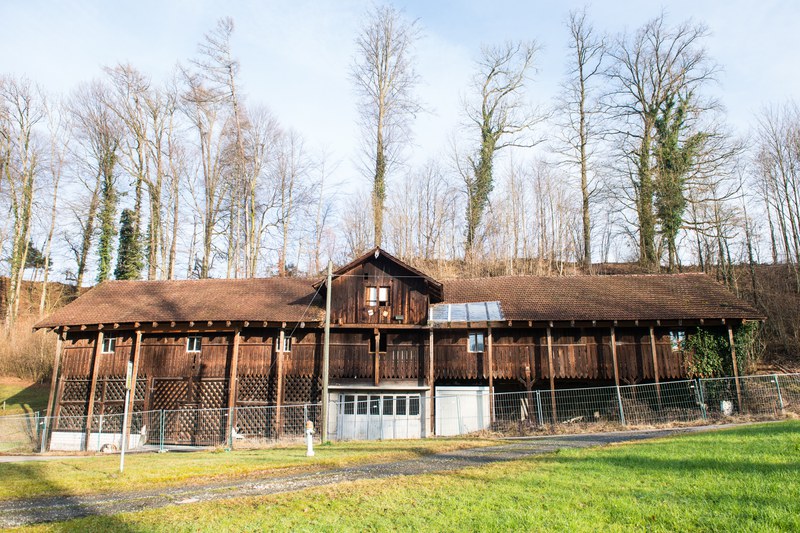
328,255,430,325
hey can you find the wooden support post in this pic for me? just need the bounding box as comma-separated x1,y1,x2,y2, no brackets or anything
728,324,743,411
487,327,494,426
649,326,661,407
226,328,241,445
546,326,556,424
84,330,104,450
428,327,435,436
611,327,625,425
374,330,380,387
43,332,64,451
275,329,285,437
123,331,142,450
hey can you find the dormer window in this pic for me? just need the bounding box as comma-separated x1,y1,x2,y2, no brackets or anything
366,286,390,307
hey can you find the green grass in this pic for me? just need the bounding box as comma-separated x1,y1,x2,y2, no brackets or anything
0,380,49,416
21,421,800,532
0,437,495,501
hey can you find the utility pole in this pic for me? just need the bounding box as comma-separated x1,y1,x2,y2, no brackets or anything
321,260,332,442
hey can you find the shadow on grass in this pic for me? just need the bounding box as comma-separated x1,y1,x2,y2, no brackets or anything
0,461,139,530
1,382,49,416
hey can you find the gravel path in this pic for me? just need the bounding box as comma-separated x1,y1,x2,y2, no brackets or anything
0,425,726,527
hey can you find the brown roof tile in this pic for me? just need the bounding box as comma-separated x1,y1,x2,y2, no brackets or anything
441,273,763,322
34,277,322,329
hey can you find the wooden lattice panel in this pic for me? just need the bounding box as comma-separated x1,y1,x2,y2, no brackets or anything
235,406,276,438
152,379,188,411
283,375,321,404
237,375,275,403
56,403,87,430
197,379,226,408
61,380,90,402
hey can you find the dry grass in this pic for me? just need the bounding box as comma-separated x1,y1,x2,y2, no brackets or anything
0,317,56,383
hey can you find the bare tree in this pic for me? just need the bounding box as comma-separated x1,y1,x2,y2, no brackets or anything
606,14,717,268
462,41,542,259
555,9,605,270
352,4,421,248
1,77,45,326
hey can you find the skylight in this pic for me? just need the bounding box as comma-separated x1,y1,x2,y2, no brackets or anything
429,301,504,323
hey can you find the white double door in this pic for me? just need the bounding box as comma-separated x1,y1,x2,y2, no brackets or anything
337,392,422,440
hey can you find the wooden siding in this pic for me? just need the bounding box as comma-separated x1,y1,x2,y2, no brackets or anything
328,255,430,325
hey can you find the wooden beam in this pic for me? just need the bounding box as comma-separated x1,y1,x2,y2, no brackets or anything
728,324,743,411
123,330,142,450
374,331,380,387
487,327,494,426
546,326,556,424
43,332,64,451
611,326,625,425
226,328,241,445
649,326,661,407
84,330,104,451
428,327,435,435
275,330,285,437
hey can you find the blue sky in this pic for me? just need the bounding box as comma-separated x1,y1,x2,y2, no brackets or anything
1,0,797,190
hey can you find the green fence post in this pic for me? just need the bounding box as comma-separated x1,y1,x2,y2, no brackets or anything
774,375,785,413
535,390,544,426
616,387,626,425
695,379,707,420
159,410,165,453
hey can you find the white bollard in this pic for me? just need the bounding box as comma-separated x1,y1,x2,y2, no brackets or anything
305,420,315,457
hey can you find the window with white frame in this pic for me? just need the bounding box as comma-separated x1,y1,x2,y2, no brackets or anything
101,336,116,354
187,336,202,353
378,286,390,305
468,331,485,353
365,286,390,306
275,335,292,353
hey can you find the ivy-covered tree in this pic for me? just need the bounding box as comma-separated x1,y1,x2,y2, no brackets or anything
114,208,143,280
653,94,704,271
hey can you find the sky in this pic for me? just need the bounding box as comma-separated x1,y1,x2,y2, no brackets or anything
1,0,798,202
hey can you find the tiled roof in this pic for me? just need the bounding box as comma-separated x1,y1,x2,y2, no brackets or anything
441,273,763,322
34,277,322,329
34,270,762,329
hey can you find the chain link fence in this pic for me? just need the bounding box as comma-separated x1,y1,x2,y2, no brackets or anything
0,373,797,453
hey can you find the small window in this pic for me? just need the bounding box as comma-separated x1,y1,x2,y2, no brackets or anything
343,394,355,415
396,395,407,415
468,332,485,353
670,330,686,351
409,396,420,416
378,286,390,306
356,395,368,415
370,395,380,415
187,336,202,353
275,335,292,353
101,336,116,354
365,287,378,307
382,396,394,415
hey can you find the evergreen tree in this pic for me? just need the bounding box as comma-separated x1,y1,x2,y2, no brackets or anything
114,208,143,280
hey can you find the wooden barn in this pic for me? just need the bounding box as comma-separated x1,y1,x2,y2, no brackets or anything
35,247,762,447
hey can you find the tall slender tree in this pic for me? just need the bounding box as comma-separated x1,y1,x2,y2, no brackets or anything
462,41,541,258
352,4,421,247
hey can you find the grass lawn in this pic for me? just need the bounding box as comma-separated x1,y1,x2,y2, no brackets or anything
0,379,49,416
20,421,800,532
0,437,495,501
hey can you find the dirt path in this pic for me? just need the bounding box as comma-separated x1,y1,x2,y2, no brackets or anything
0,426,727,528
